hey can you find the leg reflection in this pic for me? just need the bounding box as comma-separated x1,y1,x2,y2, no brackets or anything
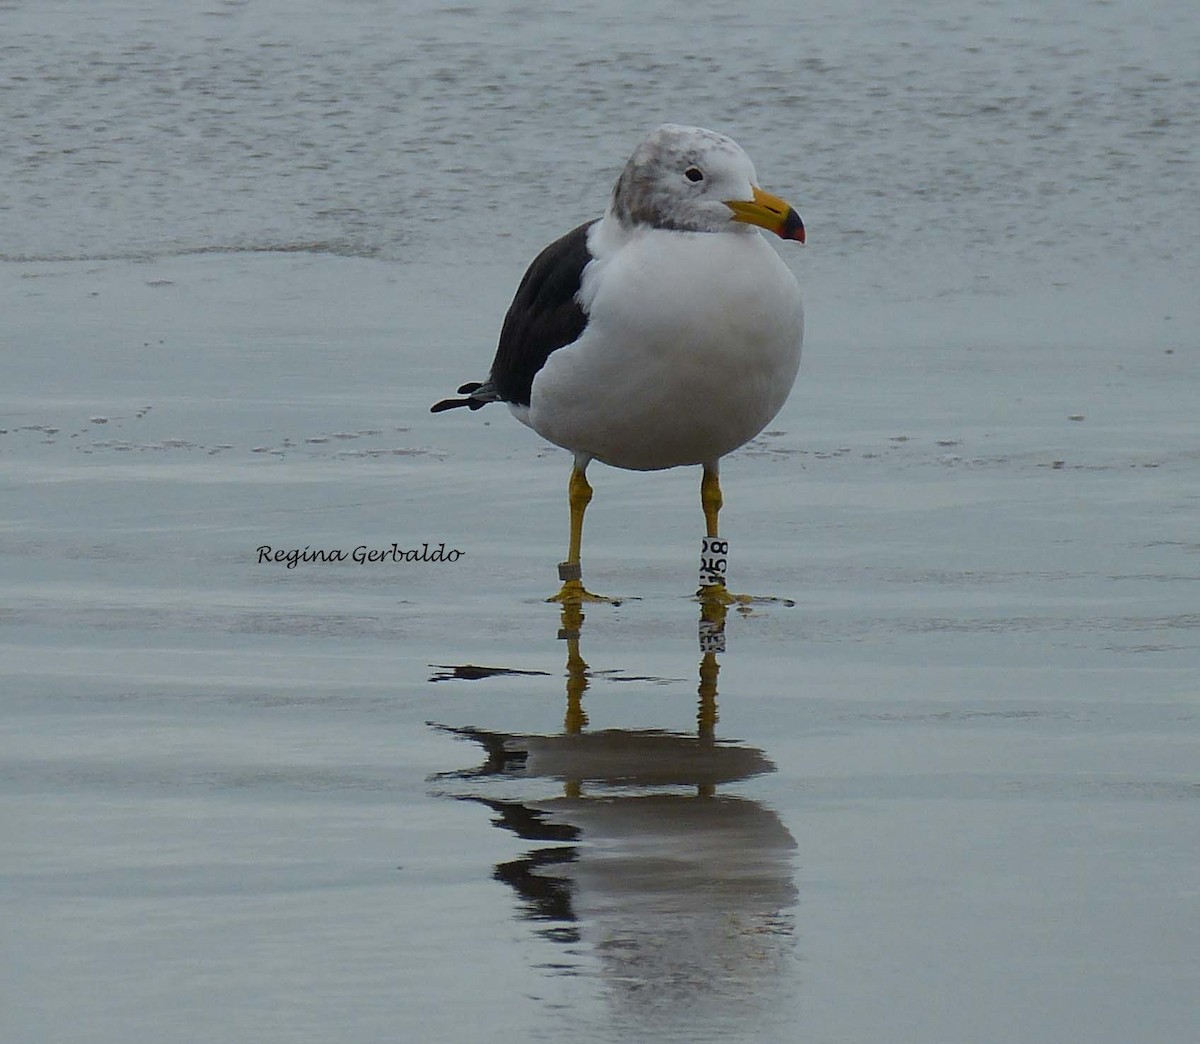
554,594,731,799
697,597,727,742
557,600,589,736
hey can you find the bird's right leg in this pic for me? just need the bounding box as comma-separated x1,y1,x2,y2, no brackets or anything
549,458,615,603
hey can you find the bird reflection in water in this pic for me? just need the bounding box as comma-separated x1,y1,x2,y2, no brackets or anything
429,598,799,1028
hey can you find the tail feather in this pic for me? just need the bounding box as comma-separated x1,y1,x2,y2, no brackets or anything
430,396,488,412
430,379,500,413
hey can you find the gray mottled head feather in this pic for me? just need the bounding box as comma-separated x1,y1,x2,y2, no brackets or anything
609,124,759,233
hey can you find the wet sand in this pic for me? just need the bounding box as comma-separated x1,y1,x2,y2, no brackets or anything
2,252,1197,1043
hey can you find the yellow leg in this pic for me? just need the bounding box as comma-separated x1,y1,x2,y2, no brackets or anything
548,463,615,603
566,464,591,565
701,464,722,538
696,467,796,608
697,464,755,606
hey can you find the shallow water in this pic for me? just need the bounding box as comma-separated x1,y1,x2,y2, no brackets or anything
3,2,1199,1042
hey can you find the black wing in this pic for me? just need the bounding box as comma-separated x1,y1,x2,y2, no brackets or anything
490,220,596,406
430,220,596,413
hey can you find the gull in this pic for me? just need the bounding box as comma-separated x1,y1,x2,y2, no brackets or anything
433,125,805,602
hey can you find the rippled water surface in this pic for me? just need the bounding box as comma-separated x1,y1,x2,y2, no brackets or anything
3,2,1198,1042
4,0,1197,277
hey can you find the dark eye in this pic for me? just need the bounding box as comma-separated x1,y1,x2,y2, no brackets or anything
684,167,704,183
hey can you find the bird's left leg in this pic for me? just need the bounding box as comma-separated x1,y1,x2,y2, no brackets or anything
697,463,752,605
697,463,795,608
701,462,723,541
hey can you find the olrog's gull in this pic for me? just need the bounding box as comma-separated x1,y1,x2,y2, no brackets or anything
433,125,805,603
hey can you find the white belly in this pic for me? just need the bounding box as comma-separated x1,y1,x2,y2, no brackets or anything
524,229,804,471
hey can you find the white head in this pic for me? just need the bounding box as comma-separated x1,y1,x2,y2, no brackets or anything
608,124,805,242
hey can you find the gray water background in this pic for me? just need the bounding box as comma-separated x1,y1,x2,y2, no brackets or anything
4,0,1196,284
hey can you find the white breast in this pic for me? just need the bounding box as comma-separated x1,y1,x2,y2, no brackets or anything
525,226,804,471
